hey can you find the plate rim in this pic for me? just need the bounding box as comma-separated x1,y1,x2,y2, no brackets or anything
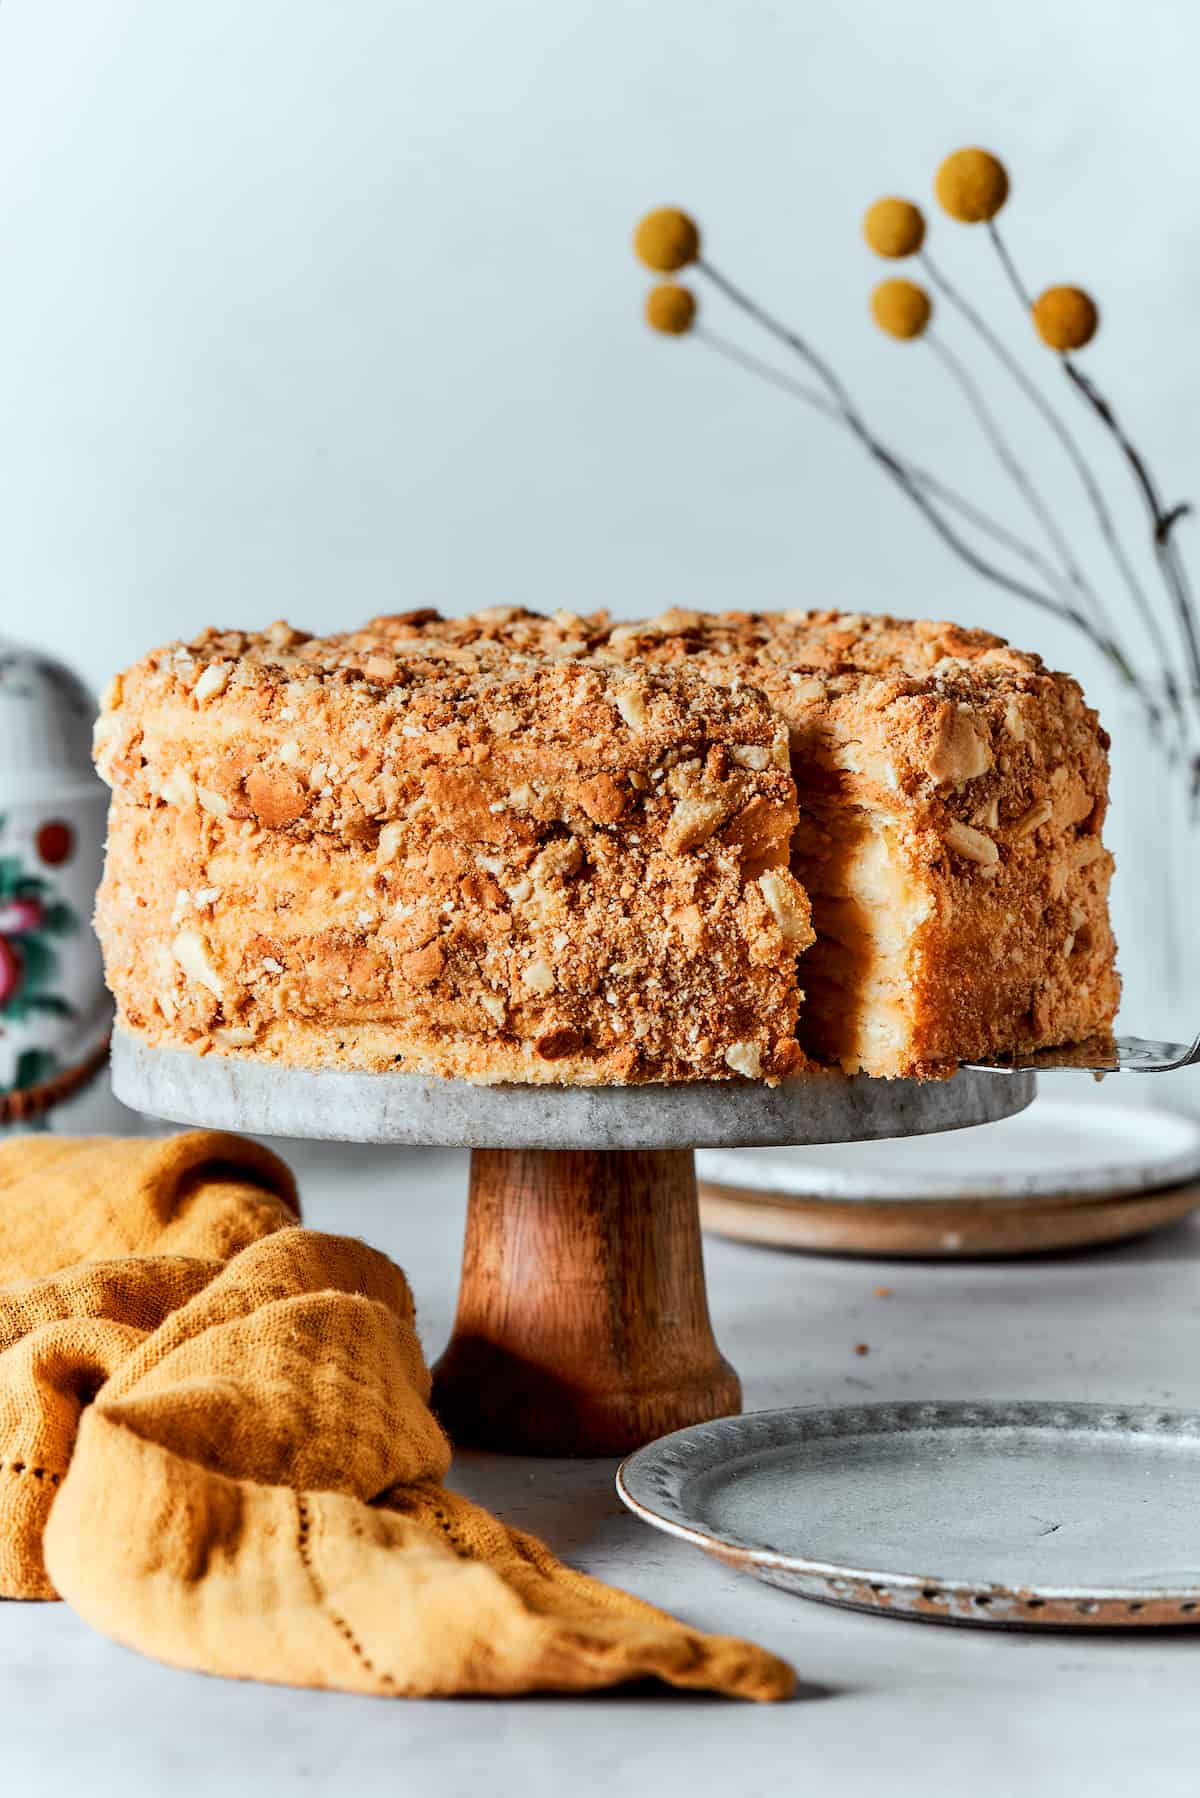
694,1099,1200,1204
108,1026,1033,1151
616,1399,1200,1611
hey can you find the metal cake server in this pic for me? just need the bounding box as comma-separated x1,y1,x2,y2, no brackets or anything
964,1032,1200,1075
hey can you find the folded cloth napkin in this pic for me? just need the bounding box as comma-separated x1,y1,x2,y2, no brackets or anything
0,1131,793,1701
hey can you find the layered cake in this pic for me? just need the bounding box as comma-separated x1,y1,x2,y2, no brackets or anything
94,607,1118,1083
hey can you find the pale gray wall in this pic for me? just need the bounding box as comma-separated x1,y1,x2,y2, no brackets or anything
0,0,1194,724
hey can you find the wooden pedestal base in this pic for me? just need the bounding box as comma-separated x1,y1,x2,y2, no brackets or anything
431,1147,741,1456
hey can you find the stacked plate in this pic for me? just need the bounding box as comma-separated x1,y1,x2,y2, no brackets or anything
697,1097,1200,1256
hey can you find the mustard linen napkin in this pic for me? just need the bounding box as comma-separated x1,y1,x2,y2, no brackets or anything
0,1131,793,1701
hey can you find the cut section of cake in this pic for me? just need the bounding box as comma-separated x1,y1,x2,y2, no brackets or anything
94,624,812,1084
592,607,1119,1077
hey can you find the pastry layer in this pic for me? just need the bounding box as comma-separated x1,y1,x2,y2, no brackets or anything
95,643,811,1083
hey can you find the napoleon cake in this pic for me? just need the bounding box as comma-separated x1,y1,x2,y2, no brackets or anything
93,621,813,1085
94,604,1118,1085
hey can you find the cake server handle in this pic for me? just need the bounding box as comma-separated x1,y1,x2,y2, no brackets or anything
962,1031,1200,1075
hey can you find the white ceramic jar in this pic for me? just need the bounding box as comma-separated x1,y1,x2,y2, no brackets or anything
0,639,111,1114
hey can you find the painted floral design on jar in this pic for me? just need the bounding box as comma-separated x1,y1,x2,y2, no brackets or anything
0,642,110,1115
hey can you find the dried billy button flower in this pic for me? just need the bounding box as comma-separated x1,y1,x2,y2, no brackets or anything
871,278,932,340
633,207,701,272
863,197,926,259
1032,285,1099,352
629,159,1196,744
645,283,697,335
934,148,1010,223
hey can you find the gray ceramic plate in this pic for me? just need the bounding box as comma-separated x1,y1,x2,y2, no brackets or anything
617,1401,1200,1628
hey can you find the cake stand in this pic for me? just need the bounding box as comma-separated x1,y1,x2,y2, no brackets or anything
111,1028,1033,1456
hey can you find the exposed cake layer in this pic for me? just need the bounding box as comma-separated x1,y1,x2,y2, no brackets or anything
588,609,1118,1074
95,642,812,1084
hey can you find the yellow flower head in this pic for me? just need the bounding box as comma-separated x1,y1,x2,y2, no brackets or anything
871,278,932,341
934,149,1009,223
633,208,701,273
863,197,926,259
645,282,697,336
1032,285,1099,352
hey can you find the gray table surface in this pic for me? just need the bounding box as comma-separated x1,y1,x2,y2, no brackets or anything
4,1079,1198,1798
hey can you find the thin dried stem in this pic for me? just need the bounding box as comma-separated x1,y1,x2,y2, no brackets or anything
697,258,861,423
987,223,1033,309
922,246,1174,693
908,467,1076,592
698,327,1084,595
985,221,1196,744
1063,358,1200,690
927,332,1117,634
689,278,1142,695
